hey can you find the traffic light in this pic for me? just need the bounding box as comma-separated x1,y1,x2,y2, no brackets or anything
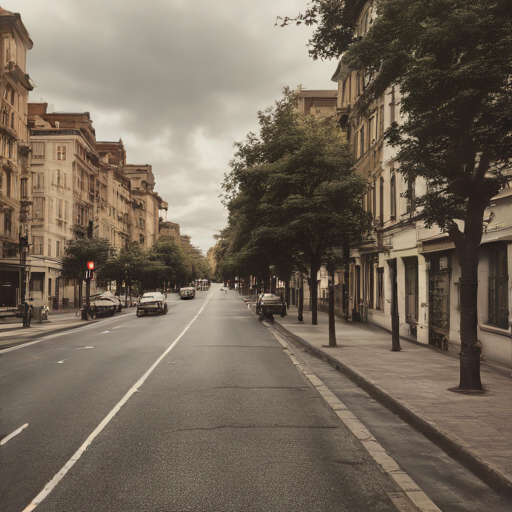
86,261,95,280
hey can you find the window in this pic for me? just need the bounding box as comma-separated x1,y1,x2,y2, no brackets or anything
372,182,376,219
139,217,145,229
33,197,45,218
56,145,66,161
139,234,145,245
359,126,365,158
56,240,61,258
55,170,66,188
4,209,12,236
21,178,28,200
5,171,10,197
488,245,509,329
379,177,384,226
390,169,396,219
33,172,44,189
406,179,416,215
48,239,52,257
390,87,396,124
57,199,63,219
33,236,43,256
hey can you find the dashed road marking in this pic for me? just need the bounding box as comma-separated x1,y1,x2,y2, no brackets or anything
1,423,29,446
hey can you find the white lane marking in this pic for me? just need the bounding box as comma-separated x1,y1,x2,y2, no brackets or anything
1,423,29,446
270,330,442,512
112,326,122,330
0,312,133,354
56,358,70,364
76,347,94,350
101,331,110,334
22,291,214,512
0,339,45,353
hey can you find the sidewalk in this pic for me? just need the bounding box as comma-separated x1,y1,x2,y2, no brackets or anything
0,311,87,349
271,306,512,501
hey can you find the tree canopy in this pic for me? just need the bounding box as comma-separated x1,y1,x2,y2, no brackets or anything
221,89,370,323
285,0,512,388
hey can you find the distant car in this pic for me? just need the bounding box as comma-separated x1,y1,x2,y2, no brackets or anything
142,291,167,301
137,293,168,316
179,287,196,300
256,293,286,317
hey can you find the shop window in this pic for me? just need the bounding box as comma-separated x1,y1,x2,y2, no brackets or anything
488,245,509,329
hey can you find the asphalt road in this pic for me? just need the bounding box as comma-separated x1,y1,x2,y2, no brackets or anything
0,285,401,512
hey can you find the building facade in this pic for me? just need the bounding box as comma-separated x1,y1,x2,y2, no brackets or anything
0,7,33,307
329,0,512,369
25,104,169,309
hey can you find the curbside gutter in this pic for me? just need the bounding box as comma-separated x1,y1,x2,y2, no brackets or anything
271,321,512,503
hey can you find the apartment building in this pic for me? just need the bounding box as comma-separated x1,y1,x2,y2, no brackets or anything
26,105,168,309
330,0,512,368
0,7,33,307
124,164,167,249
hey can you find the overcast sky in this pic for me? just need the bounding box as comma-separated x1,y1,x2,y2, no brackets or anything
6,0,337,254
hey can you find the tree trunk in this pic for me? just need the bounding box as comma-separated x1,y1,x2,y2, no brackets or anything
388,259,401,351
298,273,304,322
328,269,336,346
457,207,485,391
310,255,320,325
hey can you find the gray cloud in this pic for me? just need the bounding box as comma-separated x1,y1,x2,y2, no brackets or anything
8,0,336,253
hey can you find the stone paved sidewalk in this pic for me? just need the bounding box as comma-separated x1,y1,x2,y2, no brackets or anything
271,305,512,501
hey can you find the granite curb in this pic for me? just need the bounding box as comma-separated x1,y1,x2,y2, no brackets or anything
271,320,512,503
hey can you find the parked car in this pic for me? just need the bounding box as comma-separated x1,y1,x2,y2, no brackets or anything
179,287,196,300
98,292,123,312
256,293,286,317
89,297,117,317
136,294,168,316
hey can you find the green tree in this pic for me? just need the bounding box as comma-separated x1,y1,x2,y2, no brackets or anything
151,234,190,289
286,0,512,389
223,90,370,324
61,223,113,305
